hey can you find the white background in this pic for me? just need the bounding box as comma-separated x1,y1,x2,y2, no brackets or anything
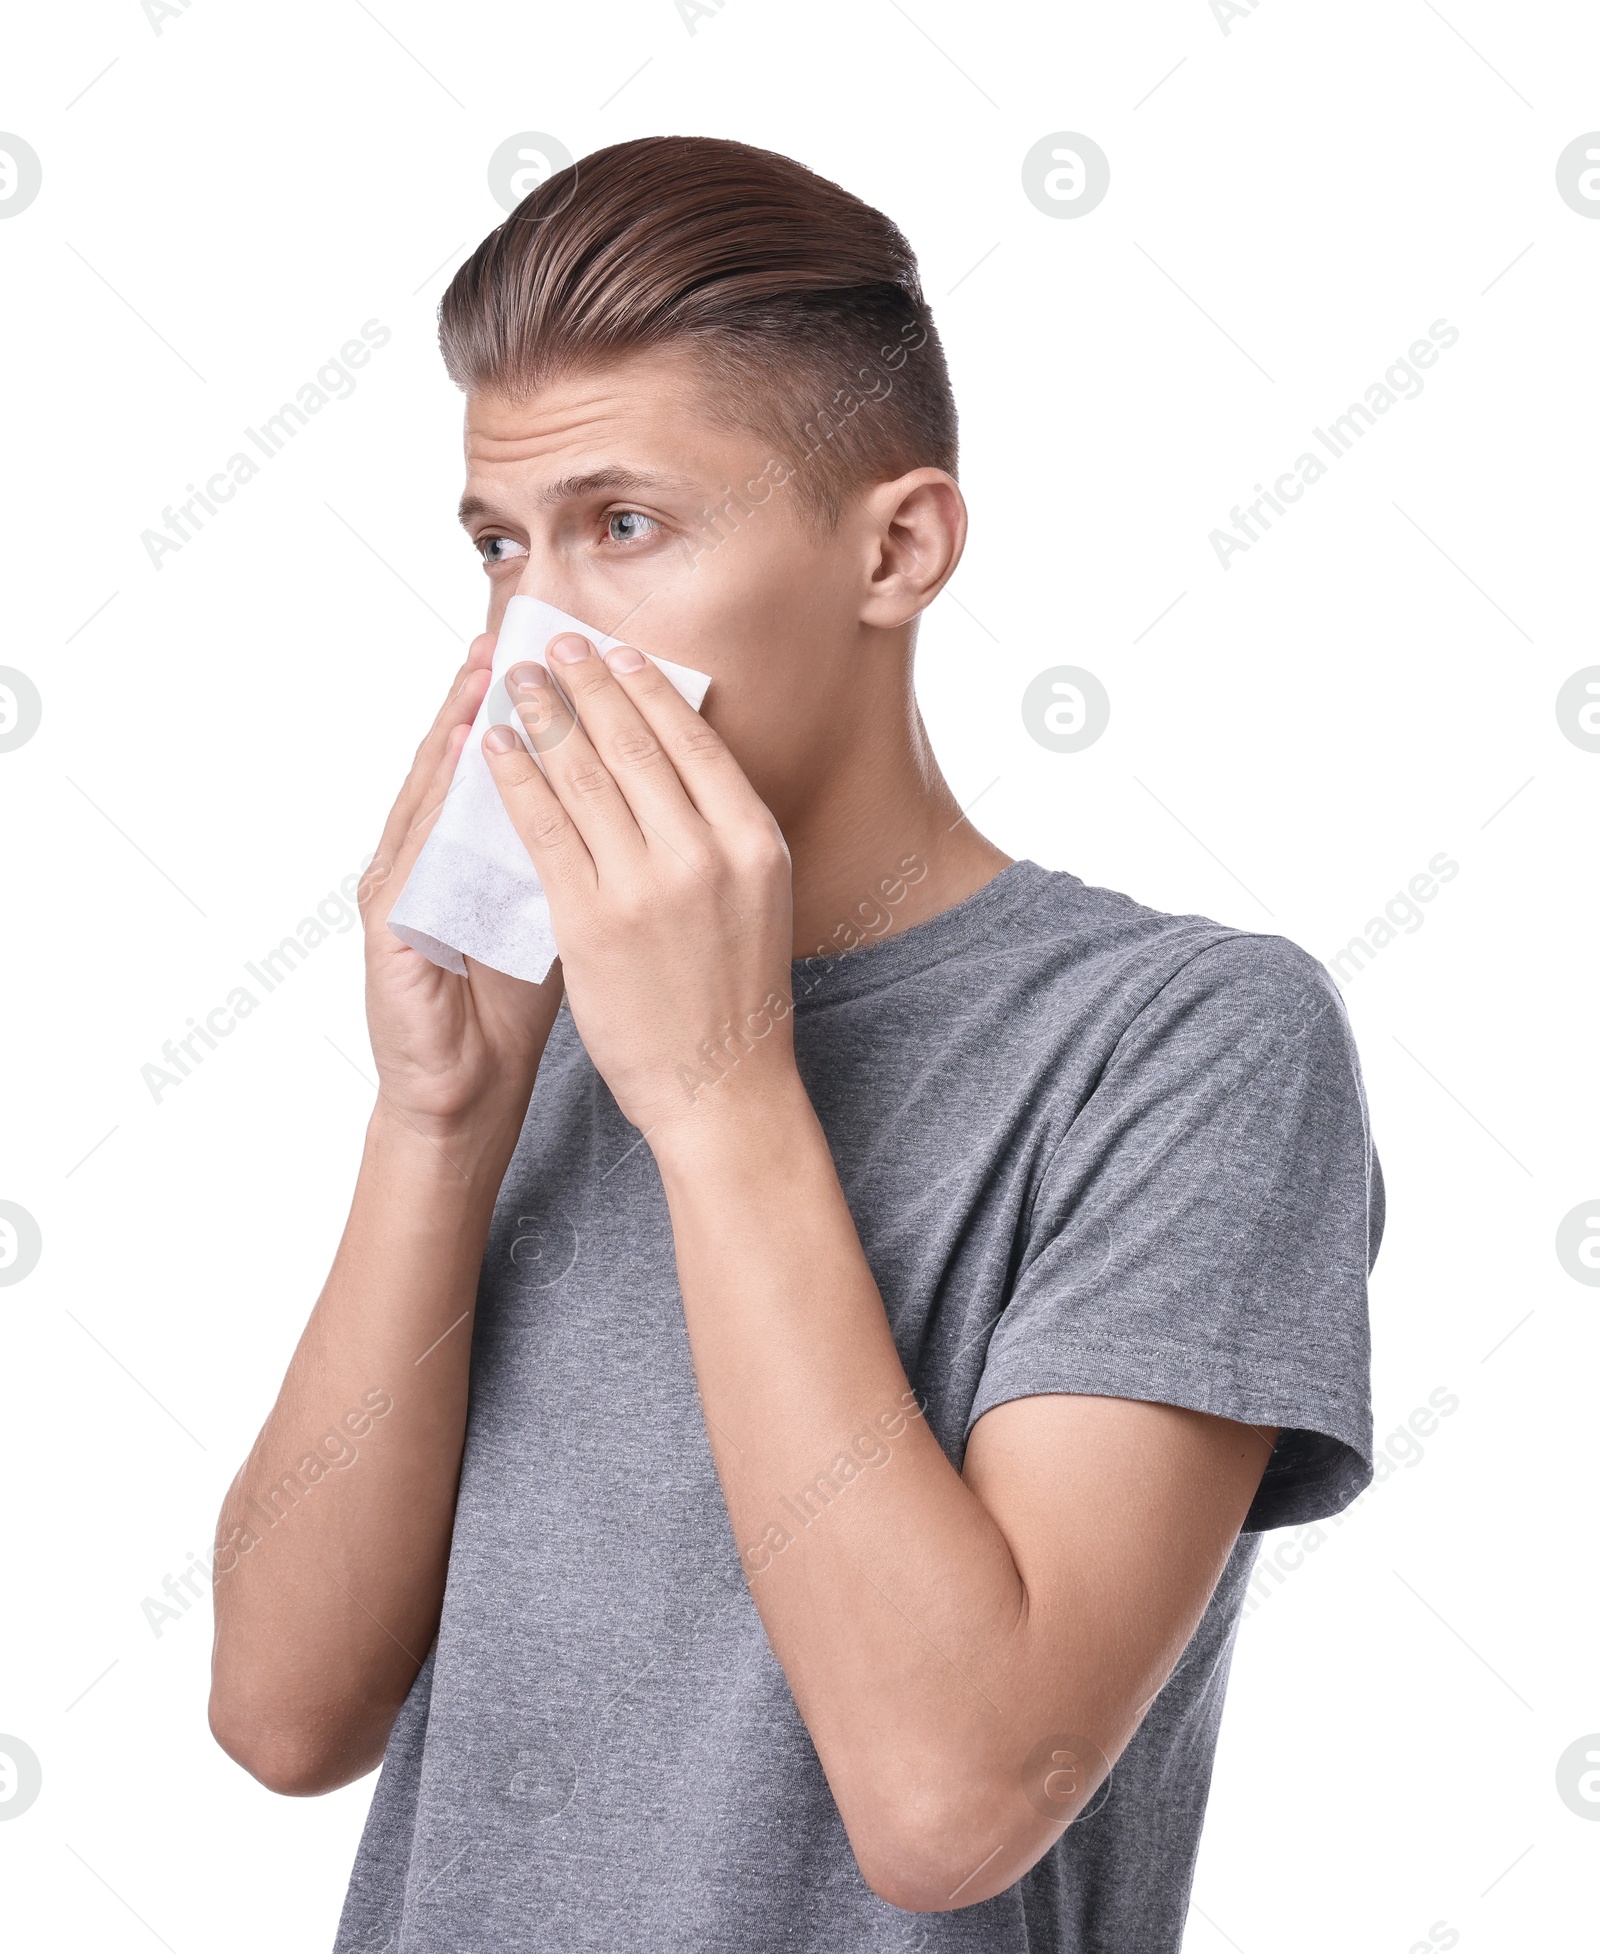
2,1,1597,1948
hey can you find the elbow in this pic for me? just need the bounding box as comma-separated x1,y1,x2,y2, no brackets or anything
857,1852,964,1916
847,1786,1050,1915
207,1690,373,1799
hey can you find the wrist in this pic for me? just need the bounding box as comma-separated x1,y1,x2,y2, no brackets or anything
648,1062,821,1192
363,1091,526,1200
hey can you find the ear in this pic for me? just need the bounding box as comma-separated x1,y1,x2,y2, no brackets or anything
855,469,967,629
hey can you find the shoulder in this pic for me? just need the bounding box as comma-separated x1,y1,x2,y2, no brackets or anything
1113,931,1359,1095
1006,864,1343,1036
1143,929,1348,1029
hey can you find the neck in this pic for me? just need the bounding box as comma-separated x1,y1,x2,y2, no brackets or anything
778,690,1013,963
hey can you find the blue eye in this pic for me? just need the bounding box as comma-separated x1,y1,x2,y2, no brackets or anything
607,511,657,543
480,535,528,564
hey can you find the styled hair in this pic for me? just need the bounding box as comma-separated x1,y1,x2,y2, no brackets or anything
438,135,957,524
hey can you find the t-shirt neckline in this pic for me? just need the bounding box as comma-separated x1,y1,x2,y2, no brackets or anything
791,857,1055,1005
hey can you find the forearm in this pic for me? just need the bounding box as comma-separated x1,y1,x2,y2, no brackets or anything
655,1082,1091,1899
209,1095,520,1793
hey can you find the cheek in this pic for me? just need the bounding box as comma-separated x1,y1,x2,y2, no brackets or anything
714,511,852,634
640,534,832,700
658,591,852,814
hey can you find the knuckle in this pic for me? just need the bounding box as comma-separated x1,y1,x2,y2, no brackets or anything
674,843,720,885
515,695,562,739
742,831,790,878
566,763,616,801
527,713,577,755
499,752,543,790
669,723,725,765
610,729,663,769
528,807,573,850
611,879,656,925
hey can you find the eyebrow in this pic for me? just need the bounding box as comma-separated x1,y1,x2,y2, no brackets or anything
457,467,694,530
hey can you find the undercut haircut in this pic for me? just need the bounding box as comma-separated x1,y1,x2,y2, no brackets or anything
438,135,958,525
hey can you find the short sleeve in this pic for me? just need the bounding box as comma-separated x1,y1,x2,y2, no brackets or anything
966,933,1380,1532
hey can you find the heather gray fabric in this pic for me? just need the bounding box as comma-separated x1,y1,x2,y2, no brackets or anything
335,859,1381,1954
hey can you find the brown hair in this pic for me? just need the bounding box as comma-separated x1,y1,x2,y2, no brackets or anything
439,135,957,524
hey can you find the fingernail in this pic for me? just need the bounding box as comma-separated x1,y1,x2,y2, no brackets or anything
548,634,592,664
507,662,550,694
483,724,519,753
605,644,646,673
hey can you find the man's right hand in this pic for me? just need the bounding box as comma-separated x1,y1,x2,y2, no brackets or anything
208,631,565,1798
360,631,565,1137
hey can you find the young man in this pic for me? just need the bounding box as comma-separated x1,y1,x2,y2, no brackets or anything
210,136,1381,1952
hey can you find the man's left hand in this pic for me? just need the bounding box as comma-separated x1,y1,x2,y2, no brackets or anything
482,631,797,1142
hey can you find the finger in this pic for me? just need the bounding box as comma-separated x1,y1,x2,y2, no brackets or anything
536,633,710,848
404,633,494,797
462,950,566,1046
362,717,475,926
378,639,491,844
502,644,648,870
369,641,493,895
581,639,766,832
481,720,598,906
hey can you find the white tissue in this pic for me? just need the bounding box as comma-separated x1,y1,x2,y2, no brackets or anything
387,595,711,984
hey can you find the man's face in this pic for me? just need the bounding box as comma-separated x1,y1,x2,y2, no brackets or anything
459,347,879,822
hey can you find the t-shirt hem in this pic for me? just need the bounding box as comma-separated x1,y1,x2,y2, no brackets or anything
964,1345,1373,1535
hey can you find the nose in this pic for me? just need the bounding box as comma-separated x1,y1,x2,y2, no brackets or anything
510,551,602,630
512,545,559,606
509,555,652,642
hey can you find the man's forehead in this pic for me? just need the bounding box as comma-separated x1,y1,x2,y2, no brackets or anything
467,379,639,449
464,373,752,506
464,349,726,455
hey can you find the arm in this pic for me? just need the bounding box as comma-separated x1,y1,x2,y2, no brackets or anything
655,1098,1276,1909
482,637,1278,1908
208,638,562,1795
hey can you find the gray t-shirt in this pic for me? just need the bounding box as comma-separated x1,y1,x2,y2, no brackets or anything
335,858,1381,1953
